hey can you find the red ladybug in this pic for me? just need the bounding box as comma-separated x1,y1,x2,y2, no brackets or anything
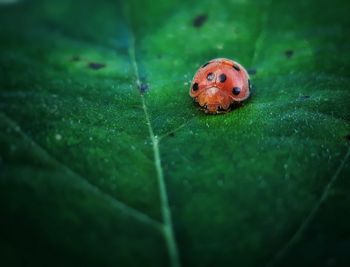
189,58,251,114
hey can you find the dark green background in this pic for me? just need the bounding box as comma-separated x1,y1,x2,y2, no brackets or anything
0,0,349,266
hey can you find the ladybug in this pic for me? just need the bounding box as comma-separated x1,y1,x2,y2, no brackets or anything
189,58,251,114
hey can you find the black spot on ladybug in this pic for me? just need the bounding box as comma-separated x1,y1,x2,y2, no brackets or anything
232,87,241,95
207,73,215,81
201,62,210,68
233,64,240,71
219,74,227,83
139,83,149,93
193,14,208,28
88,62,106,70
192,82,199,91
71,55,80,61
248,69,257,75
285,50,294,58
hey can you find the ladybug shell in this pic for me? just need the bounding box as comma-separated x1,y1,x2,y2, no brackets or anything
189,58,251,114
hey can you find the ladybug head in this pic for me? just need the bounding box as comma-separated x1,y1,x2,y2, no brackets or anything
191,85,232,114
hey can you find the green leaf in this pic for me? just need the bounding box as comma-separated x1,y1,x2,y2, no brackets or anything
1,0,349,266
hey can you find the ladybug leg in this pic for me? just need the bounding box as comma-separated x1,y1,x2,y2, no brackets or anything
199,105,212,114
217,106,231,114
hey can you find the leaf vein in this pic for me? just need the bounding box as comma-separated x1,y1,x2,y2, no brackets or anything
127,28,181,267
0,112,162,230
265,147,350,267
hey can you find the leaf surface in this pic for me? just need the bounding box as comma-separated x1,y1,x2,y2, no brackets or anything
0,0,350,266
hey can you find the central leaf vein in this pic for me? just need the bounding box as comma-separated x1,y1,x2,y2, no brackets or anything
127,30,181,267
